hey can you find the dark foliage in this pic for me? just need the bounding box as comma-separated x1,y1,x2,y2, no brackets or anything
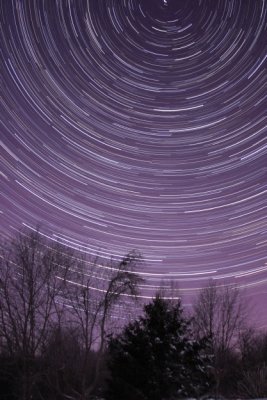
106,295,213,400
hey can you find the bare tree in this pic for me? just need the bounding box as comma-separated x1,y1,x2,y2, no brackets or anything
63,250,143,400
193,280,246,351
0,229,143,399
0,229,73,400
192,280,247,396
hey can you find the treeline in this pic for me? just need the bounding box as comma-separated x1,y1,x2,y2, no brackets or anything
192,282,267,397
0,229,266,399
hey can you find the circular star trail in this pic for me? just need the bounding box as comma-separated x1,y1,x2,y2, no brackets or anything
1,0,267,326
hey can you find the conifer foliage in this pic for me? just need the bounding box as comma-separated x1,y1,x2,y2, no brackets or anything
107,295,213,400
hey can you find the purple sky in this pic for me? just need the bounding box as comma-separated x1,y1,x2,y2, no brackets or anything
1,0,267,327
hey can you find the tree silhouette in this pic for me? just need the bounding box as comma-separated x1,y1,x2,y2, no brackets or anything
107,294,213,400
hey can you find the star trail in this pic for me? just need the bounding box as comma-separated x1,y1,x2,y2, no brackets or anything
1,0,267,327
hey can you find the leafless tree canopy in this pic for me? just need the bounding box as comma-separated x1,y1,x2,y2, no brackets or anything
0,230,73,358
192,280,249,396
193,280,246,352
0,229,143,400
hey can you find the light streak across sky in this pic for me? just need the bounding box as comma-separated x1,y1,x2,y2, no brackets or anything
1,0,266,327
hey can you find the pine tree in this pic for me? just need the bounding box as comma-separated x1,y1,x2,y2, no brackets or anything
107,294,213,400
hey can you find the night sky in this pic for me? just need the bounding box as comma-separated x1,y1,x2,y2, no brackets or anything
1,1,267,327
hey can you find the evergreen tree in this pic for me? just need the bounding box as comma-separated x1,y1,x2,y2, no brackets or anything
107,295,213,400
